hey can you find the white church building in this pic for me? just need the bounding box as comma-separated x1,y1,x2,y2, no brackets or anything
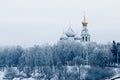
60,16,90,42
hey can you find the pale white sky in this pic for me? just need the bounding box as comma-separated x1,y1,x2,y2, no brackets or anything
0,0,120,47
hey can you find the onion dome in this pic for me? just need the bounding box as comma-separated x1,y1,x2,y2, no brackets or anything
82,16,88,27
65,27,76,37
60,32,68,40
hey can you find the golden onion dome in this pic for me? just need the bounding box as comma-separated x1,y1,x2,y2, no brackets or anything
82,16,88,27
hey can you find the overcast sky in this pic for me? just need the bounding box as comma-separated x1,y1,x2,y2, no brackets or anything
0,0,120,47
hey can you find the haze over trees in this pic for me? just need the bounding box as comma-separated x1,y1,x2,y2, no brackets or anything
0,40,119,80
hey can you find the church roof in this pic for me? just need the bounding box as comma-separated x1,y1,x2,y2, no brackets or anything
65,27,76,37
60,33,67,40
81,34,90,37
74,34,81,40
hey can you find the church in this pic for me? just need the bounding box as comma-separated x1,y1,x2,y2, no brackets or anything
60,16,90,42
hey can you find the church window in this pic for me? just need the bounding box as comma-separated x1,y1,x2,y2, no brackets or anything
82,37,84,41
86,37,87,41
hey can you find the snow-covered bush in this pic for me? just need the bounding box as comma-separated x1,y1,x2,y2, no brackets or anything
86,67,114,80
4,68,16,79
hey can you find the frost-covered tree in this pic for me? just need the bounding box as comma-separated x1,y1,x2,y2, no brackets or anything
89,45,112,67
111,41,120,64
0,41,118,80
86,67,114,80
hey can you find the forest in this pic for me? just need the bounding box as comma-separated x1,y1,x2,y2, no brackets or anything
0,40,120,80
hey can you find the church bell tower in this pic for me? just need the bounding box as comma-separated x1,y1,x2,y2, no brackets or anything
81,16,90,42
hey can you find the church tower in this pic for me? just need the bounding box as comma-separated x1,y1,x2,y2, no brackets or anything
81,16,90,42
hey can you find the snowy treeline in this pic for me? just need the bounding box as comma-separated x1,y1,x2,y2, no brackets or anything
0,40,120,80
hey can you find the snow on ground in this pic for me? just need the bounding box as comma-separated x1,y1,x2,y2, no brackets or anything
13,78,20,80
22,78,34,80
115,79,120,80
13,78,34,80
2,66,120,80
106,68,120,80
0,71,5,80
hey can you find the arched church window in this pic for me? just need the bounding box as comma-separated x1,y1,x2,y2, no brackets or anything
82,37,84,41
86,37,87,41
